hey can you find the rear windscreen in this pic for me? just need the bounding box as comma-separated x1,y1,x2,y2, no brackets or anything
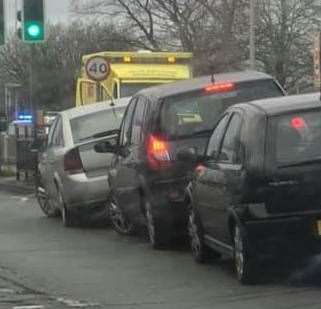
274,110,321,165
161,79,283,139
70,106,126,144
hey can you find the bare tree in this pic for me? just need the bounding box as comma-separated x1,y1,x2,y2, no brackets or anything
256,0,321,90
0,21,133,110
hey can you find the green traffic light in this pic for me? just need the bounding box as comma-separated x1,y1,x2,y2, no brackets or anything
24,21,44,42
27,24,41,38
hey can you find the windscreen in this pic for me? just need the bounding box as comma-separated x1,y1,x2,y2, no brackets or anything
70,106,126,144
161,79,283,139
274,110,321,165
120,83,161,97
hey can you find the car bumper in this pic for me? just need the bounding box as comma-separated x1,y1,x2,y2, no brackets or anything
245,213,321,257
61,173,108,209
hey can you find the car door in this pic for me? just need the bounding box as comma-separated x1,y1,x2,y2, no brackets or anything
197,112,245,244
46,116,65,200
38,117,58,194
110,98,139,215
195,113,230,236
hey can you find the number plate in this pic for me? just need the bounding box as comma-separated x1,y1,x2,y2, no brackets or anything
317,220,321,236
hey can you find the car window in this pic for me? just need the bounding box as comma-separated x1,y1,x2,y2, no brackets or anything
119,99,137,147
160,79,283,140
70,106,126,144
206,114,230,158
273,110,321,165
218,113,243,164
47,117,58,147
131,97,148,145
51,117,64,147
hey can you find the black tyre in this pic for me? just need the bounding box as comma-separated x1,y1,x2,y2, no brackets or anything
35,174,59,218
56,188,77,227
108,194,135,235
145,198,171,249
233,224,259,285
188,205,212,263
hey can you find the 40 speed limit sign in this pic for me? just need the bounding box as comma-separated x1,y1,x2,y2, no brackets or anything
85,56,111,81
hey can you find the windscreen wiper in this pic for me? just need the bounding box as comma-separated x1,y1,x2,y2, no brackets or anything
279,157,321,168
79,129,119,142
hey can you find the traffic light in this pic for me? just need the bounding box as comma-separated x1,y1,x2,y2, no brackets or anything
0,0,4,45
23,0,45,43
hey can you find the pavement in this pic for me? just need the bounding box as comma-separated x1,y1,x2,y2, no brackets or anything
0,179,321,308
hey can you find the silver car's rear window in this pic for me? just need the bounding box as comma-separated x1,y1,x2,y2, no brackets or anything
70,107,126,144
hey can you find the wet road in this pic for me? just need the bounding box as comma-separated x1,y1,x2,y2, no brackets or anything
0,185,321,308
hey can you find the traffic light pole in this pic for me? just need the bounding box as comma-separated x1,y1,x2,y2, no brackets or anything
29,44,37,141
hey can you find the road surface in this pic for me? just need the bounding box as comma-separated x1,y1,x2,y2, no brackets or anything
0,181,321,309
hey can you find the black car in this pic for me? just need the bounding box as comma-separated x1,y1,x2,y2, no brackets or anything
101,71,285,249
186,93,321,284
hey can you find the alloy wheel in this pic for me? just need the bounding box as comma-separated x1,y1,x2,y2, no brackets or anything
234,225,245,280
109,199,134,235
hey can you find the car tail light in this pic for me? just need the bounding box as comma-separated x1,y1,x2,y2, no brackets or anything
195,164,206,177
146,134,171,170
64,148,84,174
204,82,235,93
291,117,306,130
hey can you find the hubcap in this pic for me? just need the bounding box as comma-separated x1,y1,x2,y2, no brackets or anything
109,200,131,233
234,226,244,278
188,211,201,257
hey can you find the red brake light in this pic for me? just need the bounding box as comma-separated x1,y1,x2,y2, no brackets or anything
64,148,84,174
146,135,171,170
291,117,306,130
195,164,206,177
204,82,235,93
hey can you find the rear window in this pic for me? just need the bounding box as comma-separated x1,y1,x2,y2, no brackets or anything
70,106,126,144
273,110,321,165
160,79,283,139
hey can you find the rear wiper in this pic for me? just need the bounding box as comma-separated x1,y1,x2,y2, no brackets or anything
79,129,119,142
279,157,321,168
192,129,213,136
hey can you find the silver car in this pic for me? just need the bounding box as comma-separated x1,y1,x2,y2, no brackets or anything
36,98,129,226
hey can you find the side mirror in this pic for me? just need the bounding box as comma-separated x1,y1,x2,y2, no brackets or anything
177,147,199,163
94,140,117,154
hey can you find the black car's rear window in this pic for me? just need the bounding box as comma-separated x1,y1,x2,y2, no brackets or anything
273,110,321,166
160,79,283,139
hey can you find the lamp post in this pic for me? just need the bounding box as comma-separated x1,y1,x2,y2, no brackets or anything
250,0,256,70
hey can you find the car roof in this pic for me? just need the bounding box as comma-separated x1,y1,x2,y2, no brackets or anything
61,97,130,119
236,93,321,116
136,70,277,99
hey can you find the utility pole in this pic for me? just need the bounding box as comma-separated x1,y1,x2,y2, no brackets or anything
250,0,256,70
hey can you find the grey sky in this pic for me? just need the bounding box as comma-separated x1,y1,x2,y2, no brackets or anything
46,0,71,23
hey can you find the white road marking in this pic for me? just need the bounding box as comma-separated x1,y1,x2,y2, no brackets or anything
0,288,15,293
57,297,100,307
12,305,45,309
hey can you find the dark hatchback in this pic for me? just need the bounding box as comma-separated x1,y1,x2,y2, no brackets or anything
186,93,321,284
102,71,286,249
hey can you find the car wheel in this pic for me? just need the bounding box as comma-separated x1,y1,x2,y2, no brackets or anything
145,198,171,249
56,188,76,227
233,224,259,285
188,205,212,263
108,195,135,235
35,175,59,218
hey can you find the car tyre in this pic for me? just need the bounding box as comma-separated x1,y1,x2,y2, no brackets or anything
188,204,213,263
233,224,259,285
35,174,59,218
108,194,135,235
145,198,171,250
56,188,77,227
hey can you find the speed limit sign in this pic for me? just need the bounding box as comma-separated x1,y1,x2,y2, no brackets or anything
85,56,111,81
